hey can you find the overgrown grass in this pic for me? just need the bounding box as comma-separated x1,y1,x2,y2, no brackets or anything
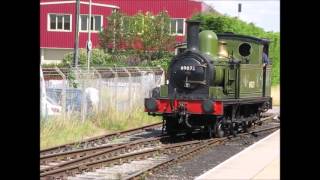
91,107,161,131
40,116,107,150
40,108,161,150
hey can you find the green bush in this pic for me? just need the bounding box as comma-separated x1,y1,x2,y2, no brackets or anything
60,49,174,68
41,63,66,68
61,49,114,67
192,13,280,85
148,54,173,71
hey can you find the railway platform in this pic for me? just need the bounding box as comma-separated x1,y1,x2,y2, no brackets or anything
195,129,280,180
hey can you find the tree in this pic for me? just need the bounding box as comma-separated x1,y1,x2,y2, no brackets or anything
99,11,128,53
99,11,175,62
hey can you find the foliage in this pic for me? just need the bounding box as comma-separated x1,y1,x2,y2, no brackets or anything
99,11,129,53
147,54,172,71
99,11,175,62
54,11,175,69
41,63,66,68
40,117,107,149
192,13,280,85
134,11,175,53
40,108,161,149
61,49,115,67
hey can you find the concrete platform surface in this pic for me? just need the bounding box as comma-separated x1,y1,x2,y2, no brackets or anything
195,130,280,180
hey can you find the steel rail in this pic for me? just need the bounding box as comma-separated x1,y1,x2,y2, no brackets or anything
124,125,280,180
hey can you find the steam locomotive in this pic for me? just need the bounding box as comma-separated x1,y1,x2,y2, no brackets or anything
145,20,272,138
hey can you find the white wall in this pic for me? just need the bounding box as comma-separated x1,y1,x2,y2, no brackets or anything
41,48,73,64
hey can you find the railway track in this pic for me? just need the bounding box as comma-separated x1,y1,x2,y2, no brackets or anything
40,114,276,171
40,122,163,156
40,137,218,179
40,114,279,180
125,125,280,180
40,136,166,173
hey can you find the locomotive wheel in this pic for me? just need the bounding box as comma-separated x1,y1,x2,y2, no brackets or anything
243,122,249,133
186,131,193,138
208,126,214,138
165,117,178,137
231,123,237,137
168,132,177,137
166,128,177,137
232,130,237,136
261,102,270,112
214,121,225,138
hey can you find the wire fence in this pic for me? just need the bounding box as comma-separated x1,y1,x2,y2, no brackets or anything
41,66,164,121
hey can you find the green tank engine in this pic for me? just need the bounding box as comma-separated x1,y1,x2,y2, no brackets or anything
145,20,272,138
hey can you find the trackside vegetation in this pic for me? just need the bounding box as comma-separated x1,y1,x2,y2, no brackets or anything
40,108,161,149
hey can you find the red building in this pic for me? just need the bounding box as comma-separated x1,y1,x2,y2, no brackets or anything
40,0,210,64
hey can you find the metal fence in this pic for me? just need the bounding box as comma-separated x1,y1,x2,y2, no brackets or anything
41,66,164,121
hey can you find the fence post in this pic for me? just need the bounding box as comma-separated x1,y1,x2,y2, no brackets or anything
114,67,119,121
134,67,142,106
158,66,165,85
40,67,48,121
146,67,154,97
92,67,102,114
55,66,66,121
76,68,86,122
108,67,117,112
122,67,132,110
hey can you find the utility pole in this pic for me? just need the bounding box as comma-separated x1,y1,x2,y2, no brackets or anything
238,3,242,18
87,0,92,71
73,0,80,68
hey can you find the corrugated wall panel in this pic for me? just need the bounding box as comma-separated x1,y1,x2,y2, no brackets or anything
40,0,203,48
41,1,112,48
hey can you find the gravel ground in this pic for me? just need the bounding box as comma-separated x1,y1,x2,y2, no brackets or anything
147,130,276,180
147,107,280,180
268,106,280,116
69,127,278,180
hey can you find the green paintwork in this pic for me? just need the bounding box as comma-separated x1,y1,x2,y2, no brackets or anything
213,36,271,99
160,85,168,97
239,64,264,98
217,39,263,64
199,30,218,58
172,32,272,101
265,66,272,96
213,65,225,86
223,67,236,96
209,87,224,99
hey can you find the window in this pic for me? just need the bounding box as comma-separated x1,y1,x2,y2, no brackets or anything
170,18,185,35
48,14,71,31
80,15,103,32
239,43,251,57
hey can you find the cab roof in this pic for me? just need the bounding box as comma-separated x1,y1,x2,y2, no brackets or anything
174,33,270,48
217,33,270,45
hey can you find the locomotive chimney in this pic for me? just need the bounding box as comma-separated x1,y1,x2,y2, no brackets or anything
186,20,201,51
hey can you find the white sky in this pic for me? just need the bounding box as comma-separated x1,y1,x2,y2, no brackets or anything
203,0,280,32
